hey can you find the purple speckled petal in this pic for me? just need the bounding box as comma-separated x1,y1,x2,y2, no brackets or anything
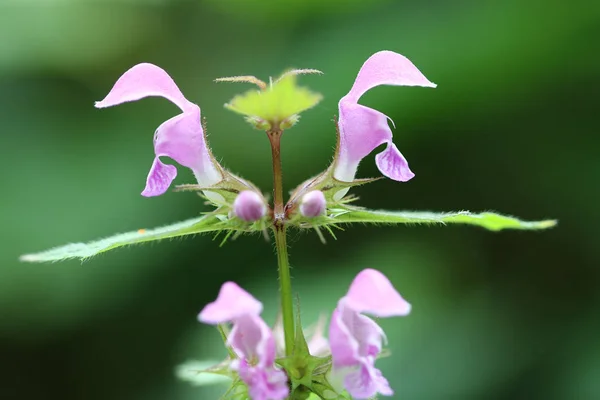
142,157,178,197
335,51,435,183
198,282,263,324
375,142,414,182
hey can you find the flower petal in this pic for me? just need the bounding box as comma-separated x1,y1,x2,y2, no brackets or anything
329,306,385,368
329,308,360,367
330,305,392,398
95,63,194,113
343,362,393,399
228,314,277,366
153,109,222,188
141,157,178,197
330,269,411,398
375,142,414,181
344,268,411,317
198,282,263,324
335,103,392,182
237,360,289,400
334,51,435,184
345,50,436,104
228,315,288,400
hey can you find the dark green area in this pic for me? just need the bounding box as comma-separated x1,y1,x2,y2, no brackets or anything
0,1,598,399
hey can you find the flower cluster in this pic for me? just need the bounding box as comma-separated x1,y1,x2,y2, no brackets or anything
90,51,433,399
94,51,436,219
20,43,554,400
199,269,410,399
198,282,289,400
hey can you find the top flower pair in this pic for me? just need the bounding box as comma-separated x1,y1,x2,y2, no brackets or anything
95,51,436,199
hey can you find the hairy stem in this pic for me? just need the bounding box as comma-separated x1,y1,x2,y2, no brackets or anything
268,129,295,356
274,225,294,356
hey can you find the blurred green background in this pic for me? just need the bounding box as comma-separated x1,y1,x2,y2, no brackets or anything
1,0,598,399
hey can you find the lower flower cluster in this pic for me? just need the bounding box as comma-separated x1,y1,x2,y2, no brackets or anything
198,269,411,400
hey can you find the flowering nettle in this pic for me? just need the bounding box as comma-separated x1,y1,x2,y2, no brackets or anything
334,51,436,184
21,47,555,400
199,282,289,400
330,269,411,398
198,269,409,400
95,63,223,197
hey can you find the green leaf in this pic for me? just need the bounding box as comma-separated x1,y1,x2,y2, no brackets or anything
311,207,556,231
175,360,232,386
20,215,234,262
224,73,322,128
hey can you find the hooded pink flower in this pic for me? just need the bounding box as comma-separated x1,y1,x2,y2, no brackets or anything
95,63,222,197
199,282,289,400
329,269,411,399
334,51,436,184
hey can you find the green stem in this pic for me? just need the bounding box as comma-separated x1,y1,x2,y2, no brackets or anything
268,129,295,356
275,225,294,356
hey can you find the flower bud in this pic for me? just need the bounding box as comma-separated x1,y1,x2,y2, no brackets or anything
233,191,267,222
300,190,326,218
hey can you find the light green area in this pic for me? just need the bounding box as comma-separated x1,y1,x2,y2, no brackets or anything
224,74,322,127
175,360,232,386
19,207,553,264
20,215,232,262
318,208,557,231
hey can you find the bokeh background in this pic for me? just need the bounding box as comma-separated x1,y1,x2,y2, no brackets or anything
1,0,598,399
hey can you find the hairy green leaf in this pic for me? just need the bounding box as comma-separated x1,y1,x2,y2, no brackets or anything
20,215,233,263
312,207,556,231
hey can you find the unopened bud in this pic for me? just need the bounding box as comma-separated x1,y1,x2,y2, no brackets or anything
300,190,326,217
233,191,267,222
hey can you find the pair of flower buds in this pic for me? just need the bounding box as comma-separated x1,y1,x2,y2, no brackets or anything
233,189,326,222
199,268,411,400
95,51,436,214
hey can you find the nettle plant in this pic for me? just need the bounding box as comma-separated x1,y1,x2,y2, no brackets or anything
21,51,555,400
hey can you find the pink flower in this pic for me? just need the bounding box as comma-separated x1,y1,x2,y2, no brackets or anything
329,269,411,399
199,282,289,400
95,63,222,197
334,51,436,183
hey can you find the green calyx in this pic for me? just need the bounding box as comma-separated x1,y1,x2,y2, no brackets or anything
219,70,323,130
276,305,341,400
